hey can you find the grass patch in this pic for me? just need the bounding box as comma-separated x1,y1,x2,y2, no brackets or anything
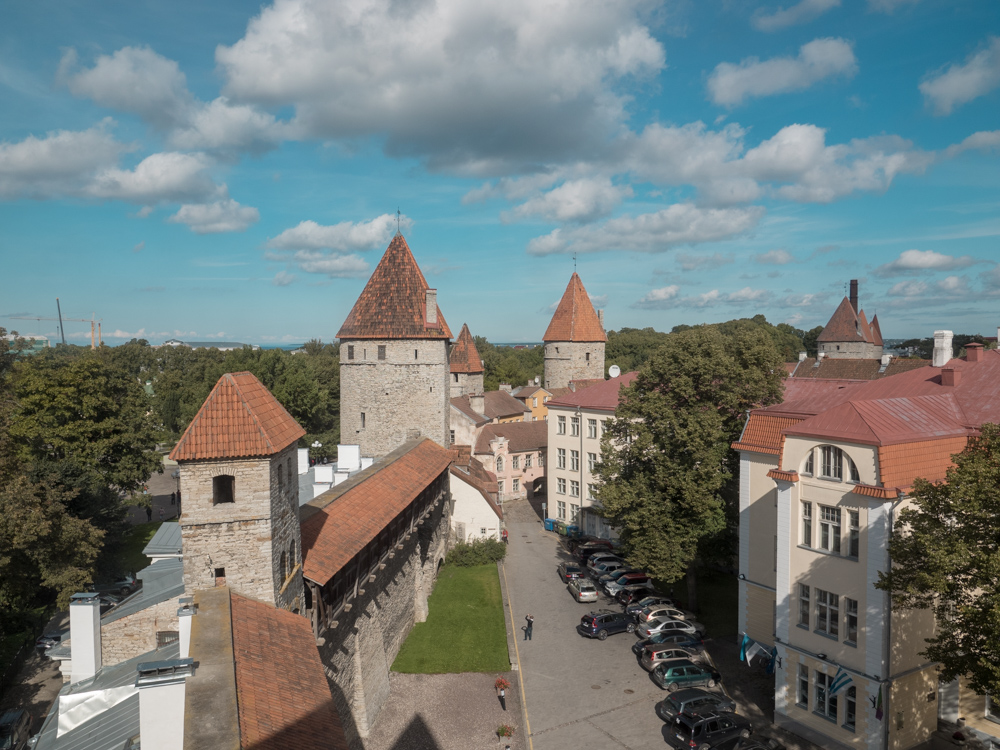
98,521,162,579
392,564,508,674
671,568,738,638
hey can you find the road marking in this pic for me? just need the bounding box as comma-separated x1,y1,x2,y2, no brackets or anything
502,559,534,750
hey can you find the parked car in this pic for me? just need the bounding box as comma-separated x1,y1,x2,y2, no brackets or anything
585,552,623,569
577,610,636,640
625,594,677,615
568,578,599,603
575,544,614,563
598,568,640,587
638,606,705,634
0,709,32,750
651,659,722,691
589,560,628,580
617,585,660,606
636,617,698,639
92,575,141,597
633,632,706,655
567,535,612,553
665,710,752,749
604,573,651,596
557,562,586,583
655,688,737,722
35,632,65,651
640,644,699,672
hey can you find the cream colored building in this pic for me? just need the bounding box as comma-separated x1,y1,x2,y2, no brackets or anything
736,338,1000,750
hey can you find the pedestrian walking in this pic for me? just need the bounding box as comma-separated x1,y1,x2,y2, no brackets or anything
158,507,164,521
525,614,534,641
501,528,508,544
170,492,176,506
498,687,506,711
145,506,152,522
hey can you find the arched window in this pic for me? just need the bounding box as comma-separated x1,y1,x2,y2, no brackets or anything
212,475,235,504
802,449,814,475
819,446,844,480
496,456,504,473
847,456,860,483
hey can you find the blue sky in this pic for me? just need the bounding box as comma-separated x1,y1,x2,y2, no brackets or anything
1,0,998,345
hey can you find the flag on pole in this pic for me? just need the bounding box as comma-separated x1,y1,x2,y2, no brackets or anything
766,647,778,675
746,641,768,666
739,633,750,662
876,686,884,721
830,666,853,695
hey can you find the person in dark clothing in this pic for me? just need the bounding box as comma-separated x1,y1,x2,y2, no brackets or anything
525,614,534,641
170,492,176,505
498,687,506,711
145,506,152,522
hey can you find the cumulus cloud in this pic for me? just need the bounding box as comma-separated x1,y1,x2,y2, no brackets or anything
875,249,978,276
920,37,1000,116
632,285,680,309
727,286,770,302
779,292,827,307
272,271,295,286
707,38,858,107
279,250,370,278
267,214,409,252
632,286,763,310
505,178,632,223
216,0,665,173
168,196,260,233
754,249,796,264
675,252,735,271
86,152,217,203
527,204,764,255
752,0,840,32
867,0,920,13
887,280,928,297
943,130,1000,158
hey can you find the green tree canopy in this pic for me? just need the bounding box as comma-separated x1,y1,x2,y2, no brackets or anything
594,322,785,604
876,424,1000,695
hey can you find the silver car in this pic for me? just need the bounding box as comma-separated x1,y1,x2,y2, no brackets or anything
568,578,599,602
636,617,698,639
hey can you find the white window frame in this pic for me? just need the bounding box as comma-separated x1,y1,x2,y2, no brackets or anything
587,483,596,500
524,454,532,469
496,456,504,473
557,478,566,495
815,671,838,721
820,506,841,554
512,455,520,470
848,510,860,558
588,419,597,438
570,450,579,472
816,589,839,638
588,452,597,472
798,583,810,627
570,480,580,497
557,416,566,435
557,500,566,519
557,448,566,469
803,449,814,476
797,664,809,707
844,686,856,731
570,504,580,523
802,502,812,548
845,597,858,644
512,478,520,493
820,445,843,480
571,416,580,436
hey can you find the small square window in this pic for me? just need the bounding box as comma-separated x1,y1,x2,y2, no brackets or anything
378,345,386,360
347,345,354,360
213,475,235,504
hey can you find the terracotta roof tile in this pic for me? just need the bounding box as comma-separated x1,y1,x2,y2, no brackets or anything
474,421,548,455
851,483,898,499
450,323,484,374
230,593,348,750
169,372,305,461
570,378,606,391
300,439,453,585
547,372,638,411
767,469,799,483
542,273,606,343
337,234,452,340
857,309,875,345
877,437,968,490
817,297,873,343
732,414,803,455
870,314,884,347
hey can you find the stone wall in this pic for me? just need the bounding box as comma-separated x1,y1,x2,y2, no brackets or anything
179,444,303,610
450,371,484,398
316,496,452,750
340,339,451,458
818,341,882,359
101,599,180,667
544,341,605,389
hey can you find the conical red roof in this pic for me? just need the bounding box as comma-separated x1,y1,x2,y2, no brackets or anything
818,297,874,344
169,372,305,461
870,314,884,347
337,234,451,340
450,323,484,374
542,273,606,343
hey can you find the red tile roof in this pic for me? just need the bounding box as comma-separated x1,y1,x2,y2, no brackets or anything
300,439,453,586
450,323,484,373
450,396,491,426
870,314,884,347
474,421,548,455
732,414,803,455
547,372,637,411
570,378,606,391
767,469,799,483
542,273,606,342
788,357,932,380
450,448,502,521
230,593,348,750
817,297,875,344
877,437,967,490
169,372,305,461
451,391,529,421
851,483,898,499
337,234,452,340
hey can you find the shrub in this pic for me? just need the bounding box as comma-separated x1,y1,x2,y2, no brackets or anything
497,724,515,738
495,677,511,691
445,538,507,567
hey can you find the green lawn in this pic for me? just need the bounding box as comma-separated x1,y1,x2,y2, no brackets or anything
392,564,509,673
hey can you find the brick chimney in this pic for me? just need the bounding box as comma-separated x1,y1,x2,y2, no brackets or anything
933,330,954,368
941,368,961,387
469,392,484,416
425,289,438,326
849,279,858,313
966,343,984,362
597,309,605,327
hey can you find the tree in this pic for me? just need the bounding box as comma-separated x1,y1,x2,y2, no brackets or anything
605,327,671,373
594,323,785,609
876,424,1000,696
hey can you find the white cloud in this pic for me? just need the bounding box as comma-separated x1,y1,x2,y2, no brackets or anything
676,252,735,271
272,271,295,286
632,285,680,309
943,130,1000,158
505,178,632,223
216,0,665,173
267,214,408,252
887,280,928,297
752,0,840,32
727,287,769,303
920,37,1000,116
708,38,857,107
875,249,977,276
868,0,920,13
168,196,260,233
754,249,796,265
283,250,370,278
633,286,758,310
779,292,827,307
935,275,970,295
86,152,216,203
527,204,764,255
167,97,291,152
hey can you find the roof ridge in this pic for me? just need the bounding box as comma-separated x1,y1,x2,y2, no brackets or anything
542,273,606,343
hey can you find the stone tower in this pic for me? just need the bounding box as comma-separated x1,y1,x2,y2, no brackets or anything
170,372,306,612
543,272,607,389
449,323,485,398
338,234,452,458
816,279,883,359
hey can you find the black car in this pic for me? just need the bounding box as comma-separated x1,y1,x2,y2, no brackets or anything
655,688,737,722
665,710,752,749
633,631,705,655
625,594,677,615
577,610,636,640
616,584,662,606
557,562,586,583
0,709,32,750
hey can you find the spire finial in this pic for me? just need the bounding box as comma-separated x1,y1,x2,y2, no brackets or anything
395,207,401,236
573,252,577,273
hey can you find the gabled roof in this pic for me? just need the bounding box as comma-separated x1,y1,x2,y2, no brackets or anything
817,297,875,343
450,323,484,374
169,372,305,461
336,234,452,340
300,439,453,586
547,372,637,411
450,391,529,421
450,447,502,521
542,273,606,343
788,357,931,380
732,414,803,456
474,421,548,455
450,397,491,427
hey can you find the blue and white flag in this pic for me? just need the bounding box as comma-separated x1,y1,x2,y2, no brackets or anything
766,647,778,675
739,633,750,662
830,666,853,695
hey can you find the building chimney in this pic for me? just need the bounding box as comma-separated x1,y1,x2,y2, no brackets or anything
933,330,954,368
69,592,102,684
499,383,512,394
881,354,892,366
798,351,807,362
425,289,437,326
469,392,484,416
849,279,858,313
597,309,604,327
177,598,195,659
941,368,961,387
136,658,194,750
966,343,984,363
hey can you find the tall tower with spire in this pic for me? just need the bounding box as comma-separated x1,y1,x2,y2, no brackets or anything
449,323,485,398
338,234,453,458
542,273,607,389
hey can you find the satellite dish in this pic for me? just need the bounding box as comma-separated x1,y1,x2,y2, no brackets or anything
608,365,621,378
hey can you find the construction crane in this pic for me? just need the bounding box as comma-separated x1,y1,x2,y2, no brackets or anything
9,298,101,349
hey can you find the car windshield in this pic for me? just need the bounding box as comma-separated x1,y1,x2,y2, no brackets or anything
579,583,595,591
